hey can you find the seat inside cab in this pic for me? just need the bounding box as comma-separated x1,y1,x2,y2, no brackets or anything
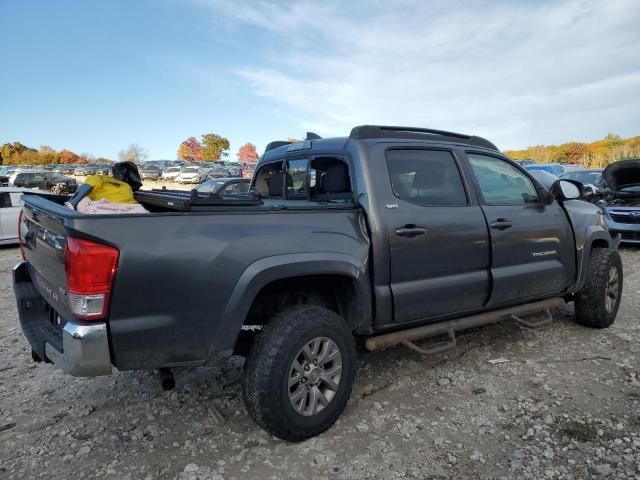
253,157,352,202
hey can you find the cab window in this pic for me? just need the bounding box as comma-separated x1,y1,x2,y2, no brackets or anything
386,149,468,206
468,154,539,204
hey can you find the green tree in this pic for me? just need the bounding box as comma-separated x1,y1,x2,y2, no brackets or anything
201,133,230,161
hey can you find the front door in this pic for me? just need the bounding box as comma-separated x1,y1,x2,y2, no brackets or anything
465,152,576,306
384,148,491,323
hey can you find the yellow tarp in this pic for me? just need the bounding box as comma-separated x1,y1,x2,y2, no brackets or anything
84,175,137,204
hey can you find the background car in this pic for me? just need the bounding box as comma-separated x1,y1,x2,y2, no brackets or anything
524,163,567,177
60,165,77,175
225,163,242,177
161,166,182,181
0,187,46,244
528,169,559,190
73,165,90,176
176,166,204,184
560,168,603,186
12,171,77,193
195,177,250,195
597,159,640,244
0,168,9,187
140,164,162,181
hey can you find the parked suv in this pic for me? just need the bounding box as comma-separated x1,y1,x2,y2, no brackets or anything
14,125,622,442
12,171,77,193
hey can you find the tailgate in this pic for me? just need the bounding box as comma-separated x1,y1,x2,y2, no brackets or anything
21,198,73,319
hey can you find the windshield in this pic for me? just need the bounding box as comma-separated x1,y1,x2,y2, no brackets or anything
561,171,602,185
182,167,199,173
166,167,180,172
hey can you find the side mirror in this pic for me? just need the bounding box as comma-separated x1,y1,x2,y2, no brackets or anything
551,179,582,201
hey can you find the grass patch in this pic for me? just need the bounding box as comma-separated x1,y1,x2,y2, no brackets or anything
561,421,598,442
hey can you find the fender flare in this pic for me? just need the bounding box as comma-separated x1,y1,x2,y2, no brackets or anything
211,252,371,358
570,227,614,294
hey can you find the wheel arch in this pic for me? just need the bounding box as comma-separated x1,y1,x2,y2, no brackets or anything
212,253,371,358
570,227,615,294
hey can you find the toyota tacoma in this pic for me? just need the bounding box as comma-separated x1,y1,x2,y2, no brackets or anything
13,125,622,441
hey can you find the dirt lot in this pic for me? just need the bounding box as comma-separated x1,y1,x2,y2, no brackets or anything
0,245,639,479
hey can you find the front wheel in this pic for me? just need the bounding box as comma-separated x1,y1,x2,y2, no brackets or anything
574,248,623,328
242,305,357,442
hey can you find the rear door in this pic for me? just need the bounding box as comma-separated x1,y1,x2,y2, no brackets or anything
384,148,491,323
465,152,576,305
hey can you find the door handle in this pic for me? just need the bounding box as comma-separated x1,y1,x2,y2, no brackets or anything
490,219,513,230
395,225,427,237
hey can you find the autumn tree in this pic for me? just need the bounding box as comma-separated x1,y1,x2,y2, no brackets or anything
58,149,80,164
77,153,93,164
118,143,148,163
236,143,259,163
1,142,31,164
201,133,230,161
9,150,41,165
39,145,58,164
177,137,203,162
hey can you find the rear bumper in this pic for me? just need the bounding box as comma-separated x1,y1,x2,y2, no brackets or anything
13,261,112,377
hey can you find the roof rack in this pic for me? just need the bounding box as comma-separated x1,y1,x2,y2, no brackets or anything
349,125,498,150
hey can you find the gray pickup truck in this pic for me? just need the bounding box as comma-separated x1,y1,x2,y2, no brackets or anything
13,125,622,441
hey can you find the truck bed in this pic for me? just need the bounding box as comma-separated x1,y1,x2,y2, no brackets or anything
18,192,368,370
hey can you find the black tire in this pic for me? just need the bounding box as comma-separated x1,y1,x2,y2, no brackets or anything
242,305,357,442
574,248,623,328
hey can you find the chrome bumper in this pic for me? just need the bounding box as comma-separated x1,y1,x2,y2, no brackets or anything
13,261,112,377
45,321,112,377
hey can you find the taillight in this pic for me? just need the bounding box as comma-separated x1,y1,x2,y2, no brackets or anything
18,209,26,261
64,237,119,320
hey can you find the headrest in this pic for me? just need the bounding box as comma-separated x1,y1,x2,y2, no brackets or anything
269,173,283,196
412,169,444,190
323,164,350,193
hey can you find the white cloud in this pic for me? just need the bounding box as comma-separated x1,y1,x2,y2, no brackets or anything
195,0,640,149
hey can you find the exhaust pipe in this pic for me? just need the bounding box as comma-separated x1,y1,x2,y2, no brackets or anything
158,368,175,391
366,297,564,352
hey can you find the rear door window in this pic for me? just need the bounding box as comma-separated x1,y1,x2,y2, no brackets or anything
386,149,468,206
286,158,309,198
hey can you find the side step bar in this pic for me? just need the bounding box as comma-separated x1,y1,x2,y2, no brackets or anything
365,297,564,353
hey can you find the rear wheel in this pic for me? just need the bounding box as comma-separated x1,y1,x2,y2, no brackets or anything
574,248,623,328
242,305,356,442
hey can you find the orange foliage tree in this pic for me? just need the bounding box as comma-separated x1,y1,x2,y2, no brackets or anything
236,143,259,163
177,137,203,162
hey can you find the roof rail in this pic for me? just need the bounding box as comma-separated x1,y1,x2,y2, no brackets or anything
264,140,292,153
349,125,498,150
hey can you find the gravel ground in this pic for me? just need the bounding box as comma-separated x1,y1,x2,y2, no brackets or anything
0,245,639,479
